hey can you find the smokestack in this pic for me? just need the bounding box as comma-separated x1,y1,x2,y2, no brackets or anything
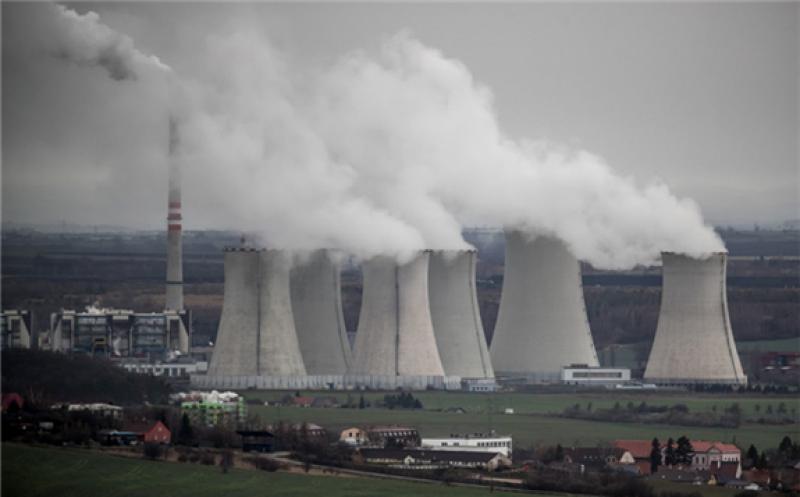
290,250,352,374
165,117,183,311
644,252,747,385
428,250,494,378
351,251,445,377
490,231,598,380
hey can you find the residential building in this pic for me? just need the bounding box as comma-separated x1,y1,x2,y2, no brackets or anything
143,420,171,444
340,427,367,446
355,448,511,471
176,390,246,426
613,439,741,477
562,447,635,472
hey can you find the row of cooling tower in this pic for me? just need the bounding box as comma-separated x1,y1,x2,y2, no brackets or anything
208,247,494,379
208,231,746,385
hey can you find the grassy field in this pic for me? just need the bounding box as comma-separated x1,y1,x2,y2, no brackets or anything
243,390,799,451
245,390,800,417
1,444,546,497
736,337,800,352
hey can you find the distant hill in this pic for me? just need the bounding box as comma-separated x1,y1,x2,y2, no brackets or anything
1,349,171,406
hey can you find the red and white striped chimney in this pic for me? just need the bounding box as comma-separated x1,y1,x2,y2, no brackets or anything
166,116,184,311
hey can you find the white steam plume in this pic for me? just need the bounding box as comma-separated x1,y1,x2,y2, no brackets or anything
182,30,723,267
35,3,170,80
24,5,724,268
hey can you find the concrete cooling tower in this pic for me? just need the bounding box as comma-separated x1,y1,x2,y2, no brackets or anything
351,251,445,377
290,250,352,374
490,231,599,380
428,250,494,379
257,250,307,376
208,249,260,376
208,249,306,377
644,252,746,385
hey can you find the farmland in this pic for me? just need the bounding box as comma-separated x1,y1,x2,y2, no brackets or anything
1,444,530,497
242,390,799,451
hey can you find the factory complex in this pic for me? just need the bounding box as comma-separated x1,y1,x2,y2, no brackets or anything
1,118,748,391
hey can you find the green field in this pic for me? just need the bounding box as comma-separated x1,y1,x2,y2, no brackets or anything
1,444,541,497
244,390,799,451
736,337,800,353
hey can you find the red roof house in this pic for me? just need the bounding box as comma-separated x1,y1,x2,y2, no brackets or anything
143,421,171,444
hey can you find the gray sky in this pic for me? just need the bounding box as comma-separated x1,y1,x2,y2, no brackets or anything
3,1,798,233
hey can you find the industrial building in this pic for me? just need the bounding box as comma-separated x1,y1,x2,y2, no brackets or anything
428,250,494,379
351,251,445,377
208,248,306,377
1,310,32,349
49,307,190,358
560,365,632,385
421,433,513,458
644,252,747,385
118,359,207,377
490,231,599,381
290,250,351,374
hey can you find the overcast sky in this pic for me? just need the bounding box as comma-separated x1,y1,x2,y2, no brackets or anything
3,1,798,233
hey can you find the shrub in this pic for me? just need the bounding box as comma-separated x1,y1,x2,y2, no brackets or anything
200,452,216,465
245,456,283,472
143,443,163,460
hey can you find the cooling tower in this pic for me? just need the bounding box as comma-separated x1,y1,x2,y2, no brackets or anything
644,252,746,385
351,251,445,376
208,249,260,376
165,117,184,311
257,250,307,376
428,250,494,378
490,231,599,380
290,250,352,374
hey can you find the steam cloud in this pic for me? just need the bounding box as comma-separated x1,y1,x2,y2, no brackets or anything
16,3,725,269
30,3,170,80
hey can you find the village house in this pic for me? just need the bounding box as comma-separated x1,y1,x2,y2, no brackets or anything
355,448,511,471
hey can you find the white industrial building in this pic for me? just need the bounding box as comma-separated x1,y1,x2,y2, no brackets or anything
560,365,631,385
490,231,599,381
644,252,747,385
1,310,32,349
421,434,513,458
118,359,207,377
50,307,190,358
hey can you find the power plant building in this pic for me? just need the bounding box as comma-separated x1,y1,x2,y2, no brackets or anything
351,251,445,377
50,307,190,358
490,231,599,381
644,252,747,385
290,250,352,374
428,250,494,379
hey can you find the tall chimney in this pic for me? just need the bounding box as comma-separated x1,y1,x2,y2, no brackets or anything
165,117,184,311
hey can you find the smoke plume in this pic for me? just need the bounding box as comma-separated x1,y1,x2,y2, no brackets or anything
7,4,725,269
27,3,170,80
